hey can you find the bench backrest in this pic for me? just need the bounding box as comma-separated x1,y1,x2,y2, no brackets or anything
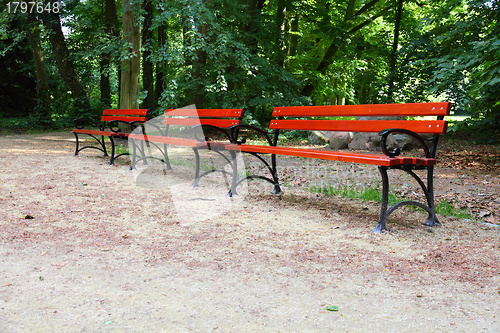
163,108,246,128
270,102,451,135
101,109,150,123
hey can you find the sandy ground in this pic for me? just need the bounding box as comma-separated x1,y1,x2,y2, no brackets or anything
0,131,498,332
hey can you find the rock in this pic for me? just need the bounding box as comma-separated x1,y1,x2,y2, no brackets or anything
328,132,351,150
308,131,351,149
308,131,330,145
392,134,422,150
348,132,398,151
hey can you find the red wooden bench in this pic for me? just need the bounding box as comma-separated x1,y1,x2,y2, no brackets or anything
128,108,245,188
224,102,451,232
73,109,149,165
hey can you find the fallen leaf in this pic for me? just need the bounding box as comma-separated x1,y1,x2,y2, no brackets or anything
52,263,66,268
479,210,491,218
484,216,498,224
325,305,339,311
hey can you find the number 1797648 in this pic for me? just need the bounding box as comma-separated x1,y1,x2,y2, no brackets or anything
6,1,60,14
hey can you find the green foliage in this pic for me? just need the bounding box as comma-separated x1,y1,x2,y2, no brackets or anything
311,184,474,220
0,12,36,117
396,0,499,140
149,0,309,126
435,199,473,220
1,0,498,138
311,183,400,205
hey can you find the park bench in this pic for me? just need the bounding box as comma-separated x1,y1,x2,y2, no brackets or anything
223,102,451,232
73,109,149,165
128,108,245,188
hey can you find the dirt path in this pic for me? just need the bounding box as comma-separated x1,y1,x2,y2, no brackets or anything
0,132,498,332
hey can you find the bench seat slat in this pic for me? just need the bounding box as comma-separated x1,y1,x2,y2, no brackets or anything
73,129,130,137
272,102,451,117
221,144,436,167
165,108,245,117
163,118,241,127
269,119,448,134
128,134,212,148
102,109,150,116
101,116,149,122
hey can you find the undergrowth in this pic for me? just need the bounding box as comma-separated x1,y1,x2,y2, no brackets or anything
310,184,474,220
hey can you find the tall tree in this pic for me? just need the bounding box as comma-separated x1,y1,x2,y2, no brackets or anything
43,11,91,110
387,0,403,103
101,0,119,107
142,0,155,109
27,17,51,110
120,0,141,109
154,23,166,104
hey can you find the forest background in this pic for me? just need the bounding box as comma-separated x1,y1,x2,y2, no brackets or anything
0,0,498,143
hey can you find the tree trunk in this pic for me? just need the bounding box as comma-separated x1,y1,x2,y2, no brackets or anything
142,0,155,109
387,0,403,103
27,19,51,109
155,24,166,103
276,0,286,68
100,0,119,107
44,12,90,110
191,21,208,108
120,0,141,109
244,0,266,55
288,14,299,58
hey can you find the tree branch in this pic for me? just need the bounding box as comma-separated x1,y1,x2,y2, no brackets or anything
349,5,392,35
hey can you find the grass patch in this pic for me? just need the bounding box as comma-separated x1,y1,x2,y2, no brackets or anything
311,184,474,219
435,199,473,220
310,184,400,206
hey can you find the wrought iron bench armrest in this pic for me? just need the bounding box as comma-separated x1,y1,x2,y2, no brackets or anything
229,124,275,146
73,118,102,130
191,124,232,142
379,128,431,158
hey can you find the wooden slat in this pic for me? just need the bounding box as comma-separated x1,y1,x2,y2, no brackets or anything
73,129,114,136
162,118,241,127
73,129,131,137
165,108,245,118
272,102,451,117
227,144,398,166
397,157,437,166
102,109,149,116
222,144,437,166
269,119,448,134
128,134,209,148
101,116,148,123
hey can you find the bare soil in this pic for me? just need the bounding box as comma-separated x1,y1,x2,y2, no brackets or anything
0,131,498,332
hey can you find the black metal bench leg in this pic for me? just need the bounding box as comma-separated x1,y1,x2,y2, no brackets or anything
101,135,109,157
163,143,173,171
270,154,282,194
191,148,201,188
228,150,238,197
373,166,390,233
108,136,115,165
423,166,439,226
73,132,80,156
130,138,138,170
